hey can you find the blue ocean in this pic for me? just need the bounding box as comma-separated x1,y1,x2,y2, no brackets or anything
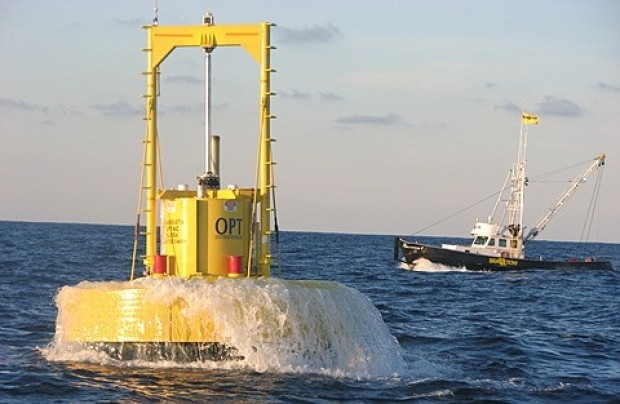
1,220,619,402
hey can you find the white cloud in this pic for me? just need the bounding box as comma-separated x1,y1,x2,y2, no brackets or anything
536,96,586,117
277,23,342,44
335,113,404,126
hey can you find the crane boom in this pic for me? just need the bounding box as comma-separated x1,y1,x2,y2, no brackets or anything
524,154,606,242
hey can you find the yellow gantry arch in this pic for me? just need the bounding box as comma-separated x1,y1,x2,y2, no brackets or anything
142,22,275,276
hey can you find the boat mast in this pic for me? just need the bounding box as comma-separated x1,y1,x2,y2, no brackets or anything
504,112,539,238
506,116,527,238
517,119,527,234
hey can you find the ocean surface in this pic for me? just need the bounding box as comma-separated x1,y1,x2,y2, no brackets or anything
1,220,619,402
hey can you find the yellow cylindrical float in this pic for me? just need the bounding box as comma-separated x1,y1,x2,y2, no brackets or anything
159,189,254,278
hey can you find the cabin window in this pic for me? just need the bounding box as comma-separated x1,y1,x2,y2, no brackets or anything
498,239,507,248
488,238,496,246
473,236,488,246
510,240,518,248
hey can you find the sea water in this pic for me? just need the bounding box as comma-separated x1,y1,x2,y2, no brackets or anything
2,221,619,402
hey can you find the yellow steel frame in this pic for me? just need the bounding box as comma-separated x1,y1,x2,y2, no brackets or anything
142,22,275,276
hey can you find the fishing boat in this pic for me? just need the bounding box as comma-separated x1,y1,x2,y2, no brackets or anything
394,113,612,271
48,13,404,369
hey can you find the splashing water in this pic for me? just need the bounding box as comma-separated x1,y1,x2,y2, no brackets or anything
45,278,406,380
401,258,469,273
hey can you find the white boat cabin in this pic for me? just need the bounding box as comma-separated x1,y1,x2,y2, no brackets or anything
441,221,524,259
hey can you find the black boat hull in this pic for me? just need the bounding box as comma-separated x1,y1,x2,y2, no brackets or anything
395,238,613,271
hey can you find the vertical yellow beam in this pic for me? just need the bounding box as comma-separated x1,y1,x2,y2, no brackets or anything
144,25,158,272
259,22,273,276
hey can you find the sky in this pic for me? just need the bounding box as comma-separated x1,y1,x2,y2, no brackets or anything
1,0,619,242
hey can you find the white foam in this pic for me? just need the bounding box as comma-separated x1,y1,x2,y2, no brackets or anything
402,258,469,273
44,278,406,380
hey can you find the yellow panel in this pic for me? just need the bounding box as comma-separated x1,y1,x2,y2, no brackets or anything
57,287,219,343
197,200,209,275
181,199,198,278
161,198,198,278
206,196,252,276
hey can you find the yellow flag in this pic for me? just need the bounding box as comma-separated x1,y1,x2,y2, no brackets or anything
522,112,539,125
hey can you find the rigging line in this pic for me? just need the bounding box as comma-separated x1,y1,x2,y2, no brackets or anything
157,130,165,190
577,184,595,250
130,130,150,280
270,145,283,276
247,138,260,278
408,189,503,237
590,169,605,243
593,171,604,258
580,167,605,245
577,166,605,259
528,180,571,184
528,159,593,182
247,95,267,277
589,172,604,244
583,177,597,242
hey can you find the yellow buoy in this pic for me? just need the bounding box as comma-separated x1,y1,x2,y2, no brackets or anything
52,14,278,361
47,13,405,376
